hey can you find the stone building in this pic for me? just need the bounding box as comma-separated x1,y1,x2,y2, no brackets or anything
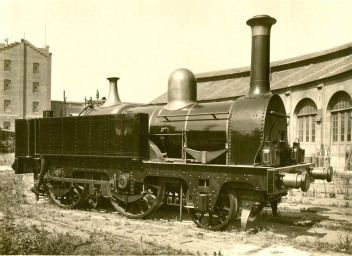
151,43,352,171
0,39,52,131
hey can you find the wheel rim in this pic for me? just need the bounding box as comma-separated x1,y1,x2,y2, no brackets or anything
47,169,88,209
110,180,165,219
188,189,237,231
48,182,88,209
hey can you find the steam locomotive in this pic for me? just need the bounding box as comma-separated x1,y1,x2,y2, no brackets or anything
13,15,333,231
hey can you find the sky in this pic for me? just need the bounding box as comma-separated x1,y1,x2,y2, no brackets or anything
0,0,351,103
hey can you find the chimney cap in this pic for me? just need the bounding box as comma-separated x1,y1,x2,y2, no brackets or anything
246,15,276,27
107,77,120,81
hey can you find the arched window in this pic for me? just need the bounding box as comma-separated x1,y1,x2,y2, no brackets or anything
330,92,352,142
295,99,317,143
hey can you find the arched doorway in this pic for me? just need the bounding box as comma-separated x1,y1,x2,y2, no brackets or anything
328,91,352,170
294,98,318,159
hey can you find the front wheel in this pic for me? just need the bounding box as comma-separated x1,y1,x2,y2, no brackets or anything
188,189,238,231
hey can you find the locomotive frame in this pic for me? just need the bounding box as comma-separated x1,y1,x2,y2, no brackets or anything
13,15,333,231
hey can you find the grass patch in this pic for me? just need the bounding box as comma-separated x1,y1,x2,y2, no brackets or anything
0,173,97,255
0,218,100,255
0,173,189,255
303,235,352,254
0,153,14,166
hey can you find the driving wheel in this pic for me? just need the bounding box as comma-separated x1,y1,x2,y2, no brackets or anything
188,189,238,231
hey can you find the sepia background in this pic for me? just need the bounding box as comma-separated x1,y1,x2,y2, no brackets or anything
1,0,351,103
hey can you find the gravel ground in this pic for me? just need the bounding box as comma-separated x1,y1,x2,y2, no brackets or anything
1,166,352,255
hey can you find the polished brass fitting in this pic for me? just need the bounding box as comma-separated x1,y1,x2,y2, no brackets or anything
310,166,333,182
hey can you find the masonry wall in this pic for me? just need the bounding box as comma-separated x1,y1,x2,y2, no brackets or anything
25,46,51,118
0,43,25,129
278,73,352,171
0,41,51,130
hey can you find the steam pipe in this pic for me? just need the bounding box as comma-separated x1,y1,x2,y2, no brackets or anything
246,15,276,96
101,77,122,108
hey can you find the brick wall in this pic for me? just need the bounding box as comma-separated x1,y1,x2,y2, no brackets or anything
25,45,51,118
0,40,51,130
0,43,25,130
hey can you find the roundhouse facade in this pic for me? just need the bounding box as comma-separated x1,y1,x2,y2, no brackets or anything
151,43,352,171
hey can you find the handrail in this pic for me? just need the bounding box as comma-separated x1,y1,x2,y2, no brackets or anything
157,111,229,121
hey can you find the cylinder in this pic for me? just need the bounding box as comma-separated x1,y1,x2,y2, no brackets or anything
310,166,333,182
281,172,310,192
246,15,276,96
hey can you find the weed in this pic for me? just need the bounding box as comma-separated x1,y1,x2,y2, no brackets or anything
0,173,189,255
337,234,352,253
344,194,352,200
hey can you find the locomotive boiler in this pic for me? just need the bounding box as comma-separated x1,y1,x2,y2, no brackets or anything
13,15,333,231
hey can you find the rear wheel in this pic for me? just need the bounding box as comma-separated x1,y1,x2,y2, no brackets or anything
47,168,88,209
110,179,165,219
188,189,238,231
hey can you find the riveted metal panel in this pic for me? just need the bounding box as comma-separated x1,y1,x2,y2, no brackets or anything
267,169,275,194
15,119,38,157
38,113,149,159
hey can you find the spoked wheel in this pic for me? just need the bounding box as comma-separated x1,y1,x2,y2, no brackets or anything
47,169,88,209
188,189,238,231
110,179,165,219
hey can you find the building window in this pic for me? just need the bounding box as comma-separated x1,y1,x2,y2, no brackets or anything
33,82,39,92
33,63,39,73
348,113,352,142
311,116,315,142
33,102,39,113
3,121,10,130
298,117,304,142
330,92,352,143
296,99,317,143
332,113,338,142
4,80,11,91
4,60,11,71
4,100,11,112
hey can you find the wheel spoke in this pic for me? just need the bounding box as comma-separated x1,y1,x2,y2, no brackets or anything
73,184,84,193
110,180,165,219
48,181,88,209
222,206,230,212
137,201,146,214
215,209,225,223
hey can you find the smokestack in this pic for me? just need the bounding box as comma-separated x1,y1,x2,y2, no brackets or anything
101,77,122,107
246,15,276,96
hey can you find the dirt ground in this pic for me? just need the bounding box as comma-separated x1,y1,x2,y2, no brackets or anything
1,166,352,256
